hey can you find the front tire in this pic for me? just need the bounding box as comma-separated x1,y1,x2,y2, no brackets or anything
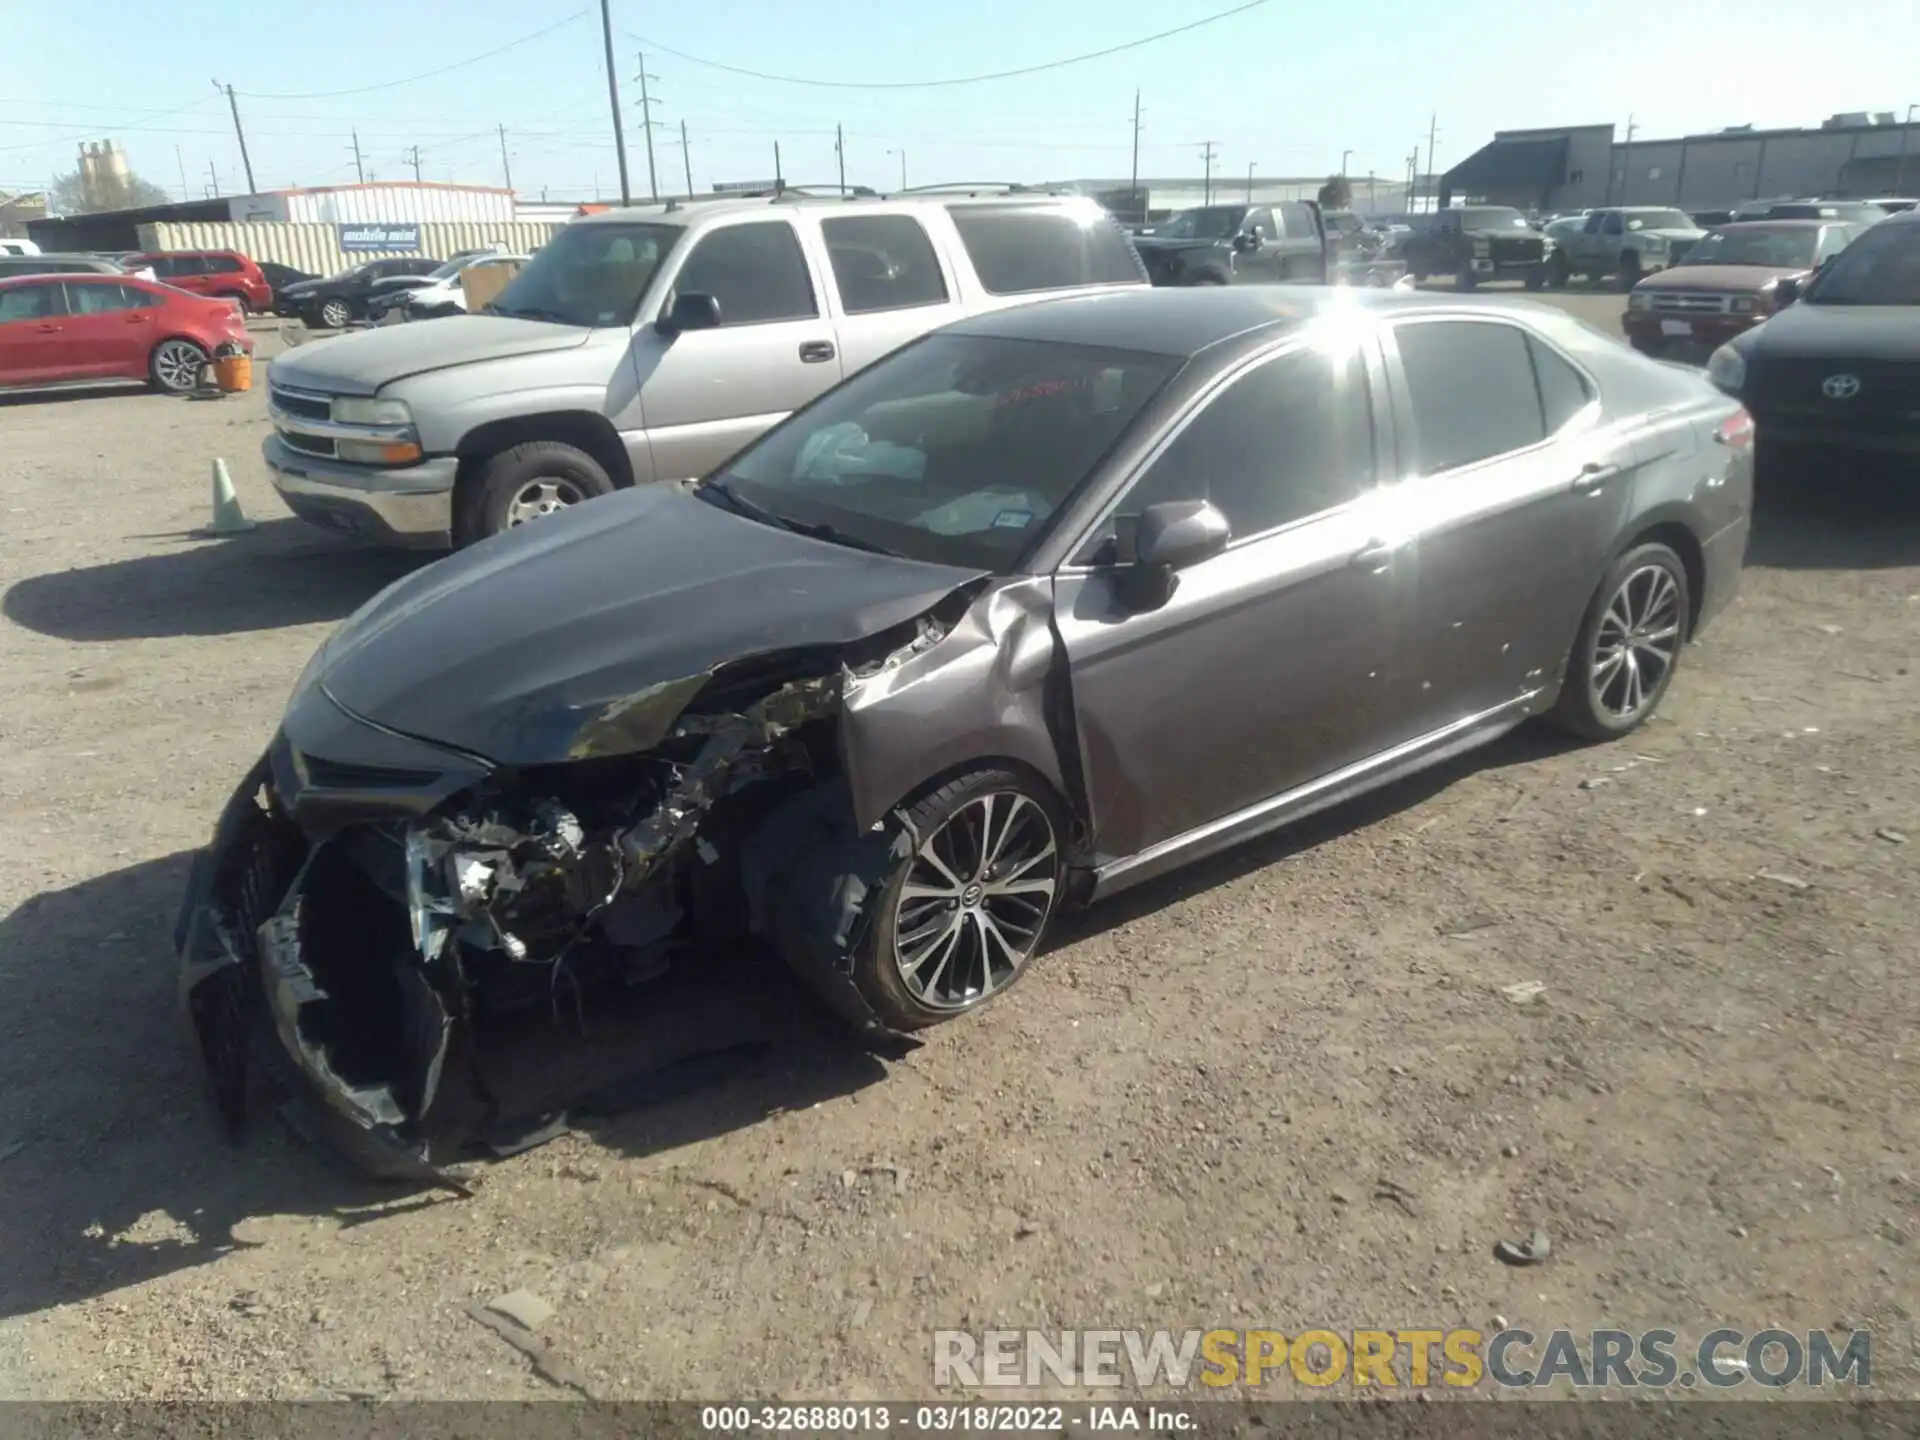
317,297,354,329
454,439,616,545
1545,252,1571,289
148,337,209,395
1548,542,1691,742
1617,252,1643,292
1455,265,1479,292
851,769,1065,1032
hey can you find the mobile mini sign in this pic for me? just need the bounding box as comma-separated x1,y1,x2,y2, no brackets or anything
338,223,422,253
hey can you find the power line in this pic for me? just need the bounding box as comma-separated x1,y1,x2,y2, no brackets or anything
236,12,588,100
0,93,213,155
625,1,1268,90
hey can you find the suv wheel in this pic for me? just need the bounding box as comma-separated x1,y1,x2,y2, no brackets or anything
1545,252,1571,288
1548,542,1691,741
851,768,1065,1032
1455,265,1479,292
1617,252,1643,291
456,440,616,545
317,297,354,329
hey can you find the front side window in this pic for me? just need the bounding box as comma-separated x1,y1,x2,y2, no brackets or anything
947,204,1146,294
1154,207,1248,242
0,282,61,323
488,221,680,327
709,333,1180,571
821,214,948,314
1394,321,1548,473
1805,220,1920,305
1814,225,1857,262
1277,201,1315,238
1121,343,1375,543
670,220,817,325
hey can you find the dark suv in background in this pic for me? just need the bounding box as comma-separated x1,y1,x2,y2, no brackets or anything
1401,206,1551,289
1132,201,1331,286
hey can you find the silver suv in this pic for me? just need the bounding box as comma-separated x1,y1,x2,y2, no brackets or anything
262,190,1150,547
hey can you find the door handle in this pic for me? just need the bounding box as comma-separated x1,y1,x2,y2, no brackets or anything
35,323,60,333
1351,538,1398,570
798,340,836,363
1572,462,1621,492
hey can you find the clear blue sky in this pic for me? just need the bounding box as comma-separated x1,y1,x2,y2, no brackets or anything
3,0,1916,203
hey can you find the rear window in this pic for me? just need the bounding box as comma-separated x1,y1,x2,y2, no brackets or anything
822,214,949,313
946,204,1145,295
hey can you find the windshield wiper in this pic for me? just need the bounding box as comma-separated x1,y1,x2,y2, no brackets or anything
487,304,572,323
699,477,894,555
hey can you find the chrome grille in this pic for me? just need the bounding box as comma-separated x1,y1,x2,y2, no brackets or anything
1649,292,1732,314
269,384,330,422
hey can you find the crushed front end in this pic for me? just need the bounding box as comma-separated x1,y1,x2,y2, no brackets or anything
174,610,968,1181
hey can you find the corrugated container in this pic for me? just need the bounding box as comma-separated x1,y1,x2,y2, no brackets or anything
230,183,516,227
134,219,565,276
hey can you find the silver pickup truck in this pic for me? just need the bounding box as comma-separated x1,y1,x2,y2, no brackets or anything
262,190,1151,547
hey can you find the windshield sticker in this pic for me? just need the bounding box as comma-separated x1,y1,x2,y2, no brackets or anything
992,510,1035,530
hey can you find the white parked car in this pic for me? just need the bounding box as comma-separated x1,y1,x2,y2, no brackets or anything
395,251,532,320
0,238,43,257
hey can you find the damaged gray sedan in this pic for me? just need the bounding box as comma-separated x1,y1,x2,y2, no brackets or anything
177,286,1753,1179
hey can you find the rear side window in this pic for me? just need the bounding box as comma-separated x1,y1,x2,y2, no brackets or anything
64,282,152,314
1277,201,1315,238
821,214,948,314
1527,335,1593,432
1394,320,1547,473
204,255,243,273
946,204,1144,295
673,220,818,325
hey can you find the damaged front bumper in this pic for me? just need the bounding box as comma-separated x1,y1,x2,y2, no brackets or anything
174,663,928,1181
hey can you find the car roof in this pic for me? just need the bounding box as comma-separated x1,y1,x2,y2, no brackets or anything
947,284,1555,358
1709,218,1830,230
570,190,1111,231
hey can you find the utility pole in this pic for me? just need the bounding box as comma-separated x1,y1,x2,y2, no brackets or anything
1129,89,1143,223
1199,140,1218,205
1424,113,1439,213
1367,170,1376,211
1245,162,1254,202
1341,148,1352,176
350,128,365,183
599,0,631,204
175,145,190,202
634,51,661,201
497,124,513,192
774,140,783,190
679,120,693,197
206,159,220,198
212,80,257,193
407,146,423,183
889,147,906,190
1618,113,1637,205
835,125,848,196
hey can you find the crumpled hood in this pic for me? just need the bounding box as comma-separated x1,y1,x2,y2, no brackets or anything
267,314,592,396
1738,301,1920,362
1637,263,1803,293
314,484,985,765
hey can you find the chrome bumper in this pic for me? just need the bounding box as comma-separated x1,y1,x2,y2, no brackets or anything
262,434,457,549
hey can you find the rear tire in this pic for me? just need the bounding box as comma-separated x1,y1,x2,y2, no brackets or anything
454,440,616,545
218,291,252,315
1548,542,1692,742
1455,265,1479,291
1617,252,1643,292
148,337,209,395
1545,252,1571,289
850,768,1065,1032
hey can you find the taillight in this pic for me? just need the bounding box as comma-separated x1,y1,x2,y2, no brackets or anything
1715,408,1754,450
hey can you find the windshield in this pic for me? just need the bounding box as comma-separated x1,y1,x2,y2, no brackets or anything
1682,225,1818,268
1462,208,1530,230
707,333,1182,571
1805,221,1920,306
1627,210,1694,232
426,255,476,281
1155,206,1249,241
486,221,679,326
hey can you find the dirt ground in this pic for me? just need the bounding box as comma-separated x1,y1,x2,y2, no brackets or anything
1,296,1917,1405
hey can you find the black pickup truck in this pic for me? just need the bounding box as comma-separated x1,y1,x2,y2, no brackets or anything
1399,205,1551,289
1131,199,1405,288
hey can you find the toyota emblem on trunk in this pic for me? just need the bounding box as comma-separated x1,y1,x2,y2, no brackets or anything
1822,373,1862,399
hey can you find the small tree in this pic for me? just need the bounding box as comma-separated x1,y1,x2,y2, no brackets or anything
1316,173,1354,211
50,166,173,216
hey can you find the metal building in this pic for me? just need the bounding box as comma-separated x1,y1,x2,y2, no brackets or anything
1442,111,1920,213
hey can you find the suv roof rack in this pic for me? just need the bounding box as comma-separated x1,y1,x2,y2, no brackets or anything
889,182,1083,198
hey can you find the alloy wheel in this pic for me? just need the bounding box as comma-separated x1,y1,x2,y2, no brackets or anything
504,477,585,526
319,299,351,328
153,340,204,393
1590,564,1682,722
892,791,1059,1011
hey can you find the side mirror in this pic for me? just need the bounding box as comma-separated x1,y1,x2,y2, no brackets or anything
1117,500,1230,610
657,291,721,337
1773,277,1801,307
1233,231,1261,252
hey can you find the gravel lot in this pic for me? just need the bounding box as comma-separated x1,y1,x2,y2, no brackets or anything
2,293,1917,1403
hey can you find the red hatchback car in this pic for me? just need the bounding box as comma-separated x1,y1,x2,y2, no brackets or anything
0,273,253,394
126,249,274,313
